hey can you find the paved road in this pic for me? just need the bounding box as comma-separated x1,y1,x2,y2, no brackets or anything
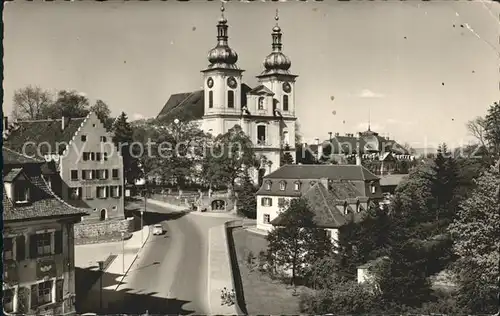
109,202,234,315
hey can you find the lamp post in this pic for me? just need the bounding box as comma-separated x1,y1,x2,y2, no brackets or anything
121,232,125,274
97,260,104,312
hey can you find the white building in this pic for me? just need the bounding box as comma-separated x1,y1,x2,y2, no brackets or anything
157,5,297,185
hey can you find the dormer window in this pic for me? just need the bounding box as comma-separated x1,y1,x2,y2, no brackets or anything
344,202,349,215
14,181,30,204
309,180,316,186
258,97,264,110
279,181,286,191
370,182,376,194
265,181,272,191
294,181,301,191
356,200,361,212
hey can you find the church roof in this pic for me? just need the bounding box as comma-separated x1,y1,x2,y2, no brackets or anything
157,84,253,122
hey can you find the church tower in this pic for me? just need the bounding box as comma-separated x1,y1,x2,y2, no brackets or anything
201,3,244,136
255,10,298,164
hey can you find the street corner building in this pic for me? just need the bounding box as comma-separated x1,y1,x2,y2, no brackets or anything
2,112,125,222
2,147,89,315
255,164,383,246
157,5,297,182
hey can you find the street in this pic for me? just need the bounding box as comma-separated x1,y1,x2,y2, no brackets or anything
108,201,236,315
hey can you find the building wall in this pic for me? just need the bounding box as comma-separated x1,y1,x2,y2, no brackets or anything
74,218,134,241
3,217,80,315
256,195,293,231
59,112,124,221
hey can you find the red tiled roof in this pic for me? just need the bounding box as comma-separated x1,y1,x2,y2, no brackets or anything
3,117,86,158
156,84,253,122
264,164,379,181
3,168,88,222
271,183,348,229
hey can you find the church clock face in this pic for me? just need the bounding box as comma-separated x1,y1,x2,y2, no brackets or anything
282,82,292,93
207,77,214,88
227,76,238,89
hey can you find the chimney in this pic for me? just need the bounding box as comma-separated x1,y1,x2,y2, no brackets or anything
356,142,362,166
3,116,8,129
61,116,66,130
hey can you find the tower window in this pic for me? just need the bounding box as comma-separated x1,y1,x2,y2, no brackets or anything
257,125,266,145
258,97,264,110
209,91,213,108
228,90,234,108
283,95,289,111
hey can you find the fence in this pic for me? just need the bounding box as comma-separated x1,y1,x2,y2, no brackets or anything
224,220,248,315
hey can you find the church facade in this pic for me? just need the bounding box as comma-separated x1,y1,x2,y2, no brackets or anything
157,5,297,183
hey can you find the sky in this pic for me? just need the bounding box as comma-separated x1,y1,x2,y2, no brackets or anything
3,0,500,150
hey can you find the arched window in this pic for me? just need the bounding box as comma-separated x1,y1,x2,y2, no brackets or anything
209,91,213,108
294,181,301,191
356,200,361,212
283,95,289,111
228,90,234,108
282,130,289,145
265,180,272,191
344,202,349,215
279,181,286,191
258,97,265,110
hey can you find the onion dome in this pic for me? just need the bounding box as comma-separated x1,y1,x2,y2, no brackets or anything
206,4,239,69
262,10,292,73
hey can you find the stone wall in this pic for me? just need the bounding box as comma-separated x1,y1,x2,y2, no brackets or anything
74,218,134,240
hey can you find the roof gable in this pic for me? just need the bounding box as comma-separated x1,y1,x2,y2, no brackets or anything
248,84,274,96
3,168,25,182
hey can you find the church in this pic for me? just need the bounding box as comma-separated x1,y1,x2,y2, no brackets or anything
157,4,298,184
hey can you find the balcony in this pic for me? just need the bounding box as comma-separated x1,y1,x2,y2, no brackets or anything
256,139,273,148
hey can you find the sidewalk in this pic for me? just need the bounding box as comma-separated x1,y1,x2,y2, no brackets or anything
79,224,151,312
207,225,243,315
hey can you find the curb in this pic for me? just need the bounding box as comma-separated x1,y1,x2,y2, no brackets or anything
114,225,151,291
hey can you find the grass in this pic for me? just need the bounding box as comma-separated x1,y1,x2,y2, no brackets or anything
231,228,302,315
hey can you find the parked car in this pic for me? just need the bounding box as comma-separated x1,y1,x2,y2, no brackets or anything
153,224,164,235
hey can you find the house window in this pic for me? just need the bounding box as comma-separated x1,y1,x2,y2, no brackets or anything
209,91,213,108
283,95,289,111
371,184,376,194
282,130,289,145
69,187,82,200
228,90,234,108
104,152,108,161
37,280,53,305
356,200,361,212
84,186,93,199
261,197,272,207
257,125,266,145
265,181,271,190
96,152,102,161
36,233,52,256
83,152,89,161
258,97,264,110
82,170,95,180
100,136,107,142
70,170,78,180
4,237,14,260
97,169,108,180
14,182,30,203
110,186,121,198
112,169,119,179
279,181,286,191
3,289,14,313
90,152,95,161
97,186,107,199
263,214,270,224
294,181,301,191
81,135,87,142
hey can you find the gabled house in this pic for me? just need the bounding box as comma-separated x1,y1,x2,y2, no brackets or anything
3,112,125,221
255,164,382,244
2,147,88,315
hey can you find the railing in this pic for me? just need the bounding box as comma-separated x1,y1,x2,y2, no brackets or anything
224,220,247,315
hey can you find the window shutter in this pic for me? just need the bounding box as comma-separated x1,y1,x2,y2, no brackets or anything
91,170,96,179
54,230,63,254
269,198,272,207
118,186,122,197
29,235,38,259
261,198,265,206
56,279,64,302
78,188,82,198
105,169,109,179
30,284,38,309
105,186,109,198
16,235,26,261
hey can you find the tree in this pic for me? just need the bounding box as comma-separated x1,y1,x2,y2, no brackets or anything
266,198,332,286
112,112,141,185
294,121,302,145
484,101,500,155
42,90,90,118
466,116,488,149
203,125,257,190
90,99,113,129
235,172,257,218
448,164,499,313
11,85,53,120
280,144,295,166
